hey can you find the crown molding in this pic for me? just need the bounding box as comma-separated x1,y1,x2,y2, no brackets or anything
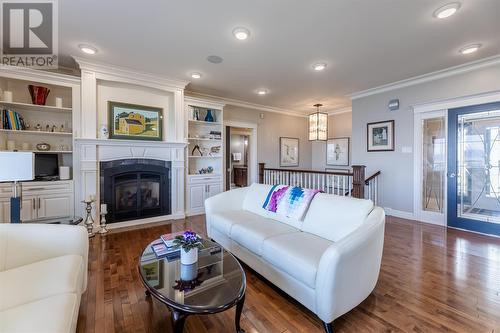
349,54,500,100
185,91,308,117
327,107,352,115
0,64,80,86
73,56,189,91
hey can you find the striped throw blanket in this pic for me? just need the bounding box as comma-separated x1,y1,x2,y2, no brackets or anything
262,185,321,220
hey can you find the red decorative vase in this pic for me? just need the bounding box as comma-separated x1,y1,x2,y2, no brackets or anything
28,85,50,105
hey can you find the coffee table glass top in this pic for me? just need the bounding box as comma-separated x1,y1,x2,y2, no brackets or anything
139,238,246,313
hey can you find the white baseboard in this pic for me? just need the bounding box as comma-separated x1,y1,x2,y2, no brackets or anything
383,207,415,220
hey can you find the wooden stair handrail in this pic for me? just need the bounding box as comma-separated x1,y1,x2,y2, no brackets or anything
364,171,381,185
261,167,353,176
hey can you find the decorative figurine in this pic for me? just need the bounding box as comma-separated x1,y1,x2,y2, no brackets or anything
99,204,108,234
99,125,109,139
82,197,95,237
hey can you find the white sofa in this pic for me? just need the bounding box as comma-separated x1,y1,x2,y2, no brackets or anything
0,224,88,333
205,183,385,332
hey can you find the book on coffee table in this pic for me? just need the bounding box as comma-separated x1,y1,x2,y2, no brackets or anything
151,239,180,260
160,231,185,248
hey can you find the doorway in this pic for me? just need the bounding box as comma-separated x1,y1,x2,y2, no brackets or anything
447,101,500,236
225,126,253,190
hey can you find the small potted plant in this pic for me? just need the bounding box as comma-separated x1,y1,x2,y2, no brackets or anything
173,230,204,265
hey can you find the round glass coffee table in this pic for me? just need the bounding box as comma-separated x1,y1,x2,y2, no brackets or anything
139,238,246,333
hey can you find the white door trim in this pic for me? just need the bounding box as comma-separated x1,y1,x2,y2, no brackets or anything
223,121,258,188
412,89,500,227
413,110,447,226
412,90,500,114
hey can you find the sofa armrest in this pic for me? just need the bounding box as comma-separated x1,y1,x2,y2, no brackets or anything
0,224,89,290
315,207,385,323
204,187,248,238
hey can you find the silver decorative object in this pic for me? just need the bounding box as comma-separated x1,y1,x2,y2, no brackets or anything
82,199,95,237
99,212,108,234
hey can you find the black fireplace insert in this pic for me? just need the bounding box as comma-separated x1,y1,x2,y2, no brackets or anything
100,159,171,223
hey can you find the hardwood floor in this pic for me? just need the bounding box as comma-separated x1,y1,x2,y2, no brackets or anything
77,216,500,333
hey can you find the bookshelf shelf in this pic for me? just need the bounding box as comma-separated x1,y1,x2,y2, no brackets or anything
0,100,72,112
0,129,72,136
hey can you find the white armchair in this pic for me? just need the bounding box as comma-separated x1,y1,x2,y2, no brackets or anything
0,224,88,333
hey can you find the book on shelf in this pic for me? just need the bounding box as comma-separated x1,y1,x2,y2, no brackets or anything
1,109,27,130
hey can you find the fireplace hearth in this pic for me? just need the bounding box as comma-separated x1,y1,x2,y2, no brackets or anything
100,159,171,223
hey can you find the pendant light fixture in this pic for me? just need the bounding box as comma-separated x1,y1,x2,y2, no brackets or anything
309,104,328,141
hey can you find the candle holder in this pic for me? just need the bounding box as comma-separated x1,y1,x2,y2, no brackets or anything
99,211,108,234
82,199,95,237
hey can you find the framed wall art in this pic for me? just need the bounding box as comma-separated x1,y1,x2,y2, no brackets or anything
279,137,299,167
108,101,163,141
367,120,394,152
326,137,350,166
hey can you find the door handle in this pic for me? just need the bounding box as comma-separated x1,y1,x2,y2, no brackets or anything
38,198,41,210
448,172,456,178
33,198,36,210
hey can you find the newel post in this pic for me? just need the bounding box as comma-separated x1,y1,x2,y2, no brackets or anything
352,165,366,199
259,163,265,183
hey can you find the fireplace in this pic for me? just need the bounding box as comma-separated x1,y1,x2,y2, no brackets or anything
100,159,171,223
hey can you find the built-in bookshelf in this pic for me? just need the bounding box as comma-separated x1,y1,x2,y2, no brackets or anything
185,96,225,216
186,105,223,176
0,77,73,154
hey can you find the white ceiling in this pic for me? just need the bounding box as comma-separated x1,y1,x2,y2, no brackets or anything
59,0,500,114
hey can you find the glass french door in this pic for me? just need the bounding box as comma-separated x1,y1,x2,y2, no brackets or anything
447,101,500,236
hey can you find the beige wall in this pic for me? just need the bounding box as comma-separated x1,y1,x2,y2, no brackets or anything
224,105,312,169
311,112,353,171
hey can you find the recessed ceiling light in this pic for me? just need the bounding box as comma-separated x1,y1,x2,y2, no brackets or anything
233,27,250,40
256,89,268,95
312,63,327,71
433,2,461,19
191,72,202,79
78,44,97,55
460,44,481,55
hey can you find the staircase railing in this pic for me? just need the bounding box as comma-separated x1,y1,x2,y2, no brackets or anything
258,163,380,205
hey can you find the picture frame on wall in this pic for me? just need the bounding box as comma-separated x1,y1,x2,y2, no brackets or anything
280,137,299,167
367,120,394,152
326,137,350,166
108,101,163,141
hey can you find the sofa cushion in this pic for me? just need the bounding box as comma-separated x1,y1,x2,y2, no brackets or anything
242,183,302,229
0,254,84,311
262,232,333,288
210,210,265,236
231,219,298,256
0,293,79,333
301,194,374,242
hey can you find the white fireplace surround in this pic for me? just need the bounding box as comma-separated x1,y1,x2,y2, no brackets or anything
75,138,186,228
72,58,190,229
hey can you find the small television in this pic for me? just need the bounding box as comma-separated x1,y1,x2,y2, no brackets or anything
35,153,59,180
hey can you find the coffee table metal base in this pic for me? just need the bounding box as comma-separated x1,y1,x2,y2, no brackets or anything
145,290,245,333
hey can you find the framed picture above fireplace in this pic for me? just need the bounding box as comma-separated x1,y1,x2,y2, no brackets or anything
108,101,163,141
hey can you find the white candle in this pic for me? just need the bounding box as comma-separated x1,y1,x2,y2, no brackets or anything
100,204,107,215
55,97,63,108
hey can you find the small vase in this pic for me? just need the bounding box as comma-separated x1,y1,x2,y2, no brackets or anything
204,109,214,122
180,263,198,281
180,248,198,265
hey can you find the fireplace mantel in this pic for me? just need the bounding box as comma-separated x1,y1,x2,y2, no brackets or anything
74,138,187,148
74,138,186,229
